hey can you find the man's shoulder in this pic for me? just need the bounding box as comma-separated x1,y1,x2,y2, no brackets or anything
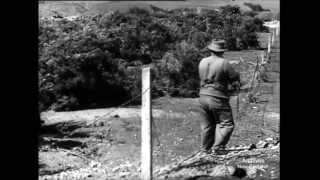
200,56,224,62
199,57,210,65
200,56,211,61
199,56,227,67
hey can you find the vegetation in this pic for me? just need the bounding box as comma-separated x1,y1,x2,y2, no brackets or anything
243,2,270,12
39,5,268,112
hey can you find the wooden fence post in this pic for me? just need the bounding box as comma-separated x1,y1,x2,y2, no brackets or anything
141,67,152,180
267,33,271,54
249,57,259,90
271,28,275,45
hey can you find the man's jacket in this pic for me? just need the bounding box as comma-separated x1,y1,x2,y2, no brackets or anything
199,55,240,99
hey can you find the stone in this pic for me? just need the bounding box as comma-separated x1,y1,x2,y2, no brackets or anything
210,165,236,177
256,140,269,149
270,144,279,150
265,137,273,142
98,121,104,126
246,166,266,178
248,144,257,150
119,171,130,177
89,161,100,168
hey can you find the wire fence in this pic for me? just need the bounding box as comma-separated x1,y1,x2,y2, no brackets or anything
39,26,279,180
83,37,277,172
89,31,276,148
89,28,278,129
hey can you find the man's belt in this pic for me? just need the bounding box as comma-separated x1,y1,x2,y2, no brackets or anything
201,82,227,92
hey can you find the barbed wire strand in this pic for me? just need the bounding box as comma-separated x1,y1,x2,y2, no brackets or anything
88,87,151,126
95,34,275,173
156,35,279,176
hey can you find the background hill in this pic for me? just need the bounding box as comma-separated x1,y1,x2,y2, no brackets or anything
39,0,279,18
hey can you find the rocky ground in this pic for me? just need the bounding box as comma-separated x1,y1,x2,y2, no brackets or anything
39,33,279,180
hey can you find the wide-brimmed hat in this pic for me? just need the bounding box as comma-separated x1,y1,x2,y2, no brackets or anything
207,40,227,52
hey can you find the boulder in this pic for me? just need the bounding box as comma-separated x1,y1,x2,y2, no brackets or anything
210,165,236,177
256,140,269,149
248,144,257,150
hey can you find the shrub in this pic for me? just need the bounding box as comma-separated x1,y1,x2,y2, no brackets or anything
128,6,151,16
39,5,266,112
243,2,270,12
236,18,261,49
255,11,274,22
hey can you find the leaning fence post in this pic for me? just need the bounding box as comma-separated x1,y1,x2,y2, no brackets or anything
249,56,259,90
271,28,275,45
141,66,152,180
267,33,271,54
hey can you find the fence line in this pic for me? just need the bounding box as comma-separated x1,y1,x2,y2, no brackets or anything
88,27,278,126
88,87,150,126
90,29,277,179
40,27,279,180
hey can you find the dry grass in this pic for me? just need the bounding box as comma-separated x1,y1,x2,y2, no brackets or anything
39,32,279,179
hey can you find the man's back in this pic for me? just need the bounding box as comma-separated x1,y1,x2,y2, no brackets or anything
199,55,239,99
199,56,226,87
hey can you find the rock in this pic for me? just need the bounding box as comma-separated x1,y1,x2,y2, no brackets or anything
246,166,266,178
248,144,256,150
270,143,279,150
210,165,236,177
265,137,273,142
246,166,257,178
98,121,104,126
119,171,130,177
112,166,121,172
238,144,248,150
256,140,269,149
175,168,206,177
232,167,248,178
89,161,100,168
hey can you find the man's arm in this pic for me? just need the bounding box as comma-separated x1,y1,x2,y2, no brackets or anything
224,61,240,83
224,61,242,95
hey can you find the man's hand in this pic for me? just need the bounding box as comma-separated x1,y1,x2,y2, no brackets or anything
227,80,241,96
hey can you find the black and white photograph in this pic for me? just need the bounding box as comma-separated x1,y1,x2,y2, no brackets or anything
39,0,280,179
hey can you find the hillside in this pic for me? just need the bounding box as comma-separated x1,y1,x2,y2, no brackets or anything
39,0,279,18
39,32,280,180
38,1,280,179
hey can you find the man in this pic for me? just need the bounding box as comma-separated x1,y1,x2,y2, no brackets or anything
198,39,240,155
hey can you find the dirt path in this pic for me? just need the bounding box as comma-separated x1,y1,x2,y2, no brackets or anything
41,107,191,126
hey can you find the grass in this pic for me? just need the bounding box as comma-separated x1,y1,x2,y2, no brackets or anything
39,32,279,179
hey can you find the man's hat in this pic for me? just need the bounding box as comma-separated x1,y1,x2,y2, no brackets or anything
207,40,227,52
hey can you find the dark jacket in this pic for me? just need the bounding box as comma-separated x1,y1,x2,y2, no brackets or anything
199,55,240,99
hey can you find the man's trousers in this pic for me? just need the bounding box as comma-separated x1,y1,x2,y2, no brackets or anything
198,95,234,152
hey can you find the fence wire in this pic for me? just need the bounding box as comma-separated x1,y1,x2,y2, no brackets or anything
84,44,271,166
150,34,279,171
40,29,279,180
75,32,277,176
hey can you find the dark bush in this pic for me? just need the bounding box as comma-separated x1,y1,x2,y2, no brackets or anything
128,6,151,16
243,10,258,17
243,2,270,12
39,5,265,112
255,11,274,22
